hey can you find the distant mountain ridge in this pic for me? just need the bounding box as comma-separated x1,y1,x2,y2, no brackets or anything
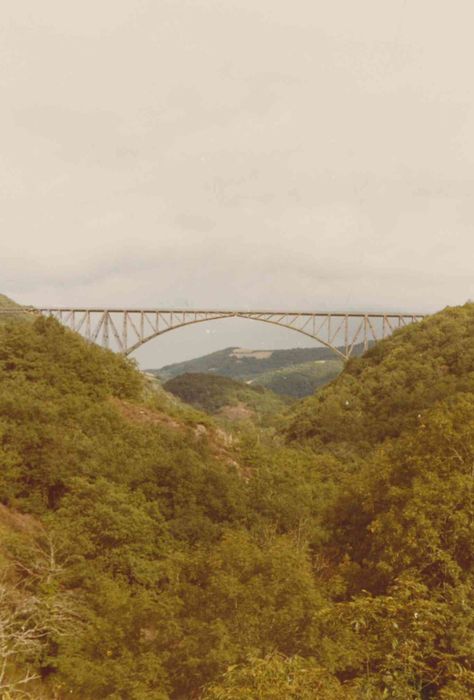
151,345,342,383
148,344,370,397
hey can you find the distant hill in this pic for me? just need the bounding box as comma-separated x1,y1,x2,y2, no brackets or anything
149,344,362,397
163,372,289,422
250,358,343,398
153,345,344,381
0,293,34,322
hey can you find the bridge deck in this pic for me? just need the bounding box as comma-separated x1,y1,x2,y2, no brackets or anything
1,307,425,359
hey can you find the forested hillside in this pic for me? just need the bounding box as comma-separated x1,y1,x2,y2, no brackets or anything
153,345,341,382
163,372,289,423
0,293,32,320
152,345,348,397
0,304,473,698
252,358,343,398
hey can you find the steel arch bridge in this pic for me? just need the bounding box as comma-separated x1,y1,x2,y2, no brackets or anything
22,307,426,360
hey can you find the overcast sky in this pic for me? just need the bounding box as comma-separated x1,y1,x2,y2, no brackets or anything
2,1,474,366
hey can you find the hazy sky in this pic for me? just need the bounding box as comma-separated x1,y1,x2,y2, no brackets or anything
2,1,474,366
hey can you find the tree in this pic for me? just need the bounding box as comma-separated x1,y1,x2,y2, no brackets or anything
201,653,353,700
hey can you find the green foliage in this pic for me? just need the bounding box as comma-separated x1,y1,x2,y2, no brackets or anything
253,359,343,398
0,508,78,698
282,303,474,697
154,345,342,381
163,372,288,422
317,576,474,698
202,653,353,699
1,303,474,697
0,293,33,325
167,529,326,696
153,345,350,397
286,303,474,448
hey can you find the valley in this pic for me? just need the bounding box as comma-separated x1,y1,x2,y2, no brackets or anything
149,344,350,399
0,297,473,697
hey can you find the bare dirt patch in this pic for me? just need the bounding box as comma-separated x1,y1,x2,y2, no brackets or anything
218,402,255,422
109,397,182,430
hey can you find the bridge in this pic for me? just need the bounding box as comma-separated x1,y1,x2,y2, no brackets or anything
24,307,426,360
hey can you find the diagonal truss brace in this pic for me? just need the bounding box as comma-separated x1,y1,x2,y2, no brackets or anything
25,308,426,360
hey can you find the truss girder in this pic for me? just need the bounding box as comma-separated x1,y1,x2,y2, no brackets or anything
21,308,426,360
